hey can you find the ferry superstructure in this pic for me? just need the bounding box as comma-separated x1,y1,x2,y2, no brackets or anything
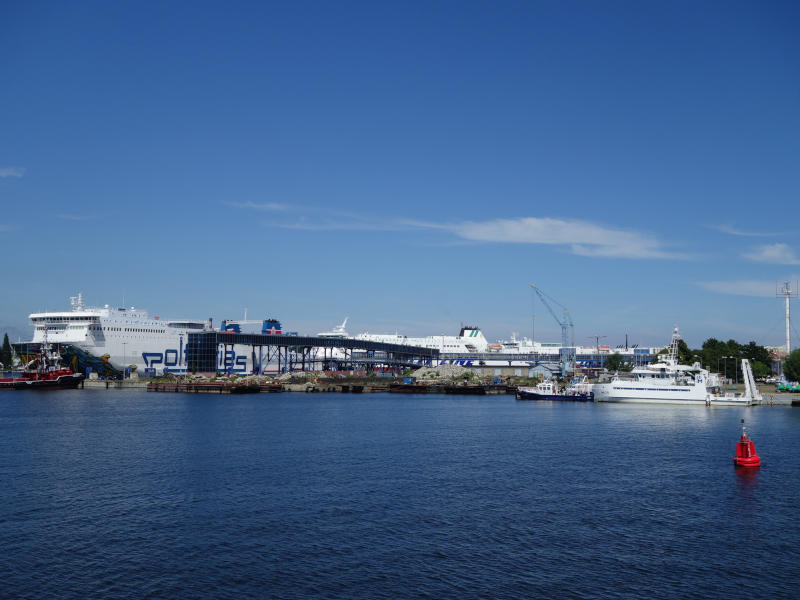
352,326,660,370
22,294,305,376
23,294,212,375
317,318,350,339
355,326,491,353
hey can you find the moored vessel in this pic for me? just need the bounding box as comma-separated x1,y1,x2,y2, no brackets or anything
592,328,711,405
14,293,285,377
516,379,593,401
0,339,83,390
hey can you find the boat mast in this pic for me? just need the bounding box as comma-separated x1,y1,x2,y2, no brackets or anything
666,327,680,365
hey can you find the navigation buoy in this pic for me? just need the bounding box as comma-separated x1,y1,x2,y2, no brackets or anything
733,419,761,468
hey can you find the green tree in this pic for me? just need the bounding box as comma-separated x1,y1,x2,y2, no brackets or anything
750,361,771,380
697,337,750,381
605,352,632,372
651,339,695,366
741,341,771,366
699,337,725,372
677,340,696,365
0,333,11,368
783,349,800,382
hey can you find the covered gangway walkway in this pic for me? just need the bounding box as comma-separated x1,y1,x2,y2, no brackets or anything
186,332,440,373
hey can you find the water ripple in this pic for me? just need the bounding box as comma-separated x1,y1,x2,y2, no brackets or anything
1,392,799,599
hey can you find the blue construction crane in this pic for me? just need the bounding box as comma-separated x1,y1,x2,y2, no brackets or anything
531,284,575,374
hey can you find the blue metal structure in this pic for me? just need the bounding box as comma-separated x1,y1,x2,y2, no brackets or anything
186,332,440,374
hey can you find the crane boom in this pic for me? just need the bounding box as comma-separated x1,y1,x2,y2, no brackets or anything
531,284,576,373
531,284,574,346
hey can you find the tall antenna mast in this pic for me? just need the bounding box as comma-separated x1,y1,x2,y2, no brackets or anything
777,282,799,354
530,285,535,344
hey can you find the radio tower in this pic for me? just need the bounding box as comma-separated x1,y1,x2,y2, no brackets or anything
777,282,798,354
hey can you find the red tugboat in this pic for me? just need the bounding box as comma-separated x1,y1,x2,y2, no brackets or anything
0,341,84,390
733,419,761,468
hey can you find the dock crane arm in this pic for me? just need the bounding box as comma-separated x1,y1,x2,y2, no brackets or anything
531,284,574,347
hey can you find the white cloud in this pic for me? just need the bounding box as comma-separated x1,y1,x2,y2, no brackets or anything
57,214,95,221
0,166,25,178
697,279,785,297
710,224,781,237
448,217,684,259
237,205,683,260
226,201,289,211
279,220,409,231
743,243,800,265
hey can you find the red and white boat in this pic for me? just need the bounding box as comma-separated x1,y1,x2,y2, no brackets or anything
0,341,83,390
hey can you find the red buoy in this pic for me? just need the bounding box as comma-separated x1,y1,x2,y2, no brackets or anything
733,419,761,468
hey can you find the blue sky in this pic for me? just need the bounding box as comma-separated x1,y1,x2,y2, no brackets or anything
1,1,799,349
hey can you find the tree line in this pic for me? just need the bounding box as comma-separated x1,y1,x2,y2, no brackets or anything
604,337,776,381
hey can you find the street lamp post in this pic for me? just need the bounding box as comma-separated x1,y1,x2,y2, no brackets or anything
587,335,607,375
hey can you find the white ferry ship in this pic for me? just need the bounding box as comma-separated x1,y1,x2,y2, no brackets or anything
355,325,491,354
18,294,213,376
351,326,660,370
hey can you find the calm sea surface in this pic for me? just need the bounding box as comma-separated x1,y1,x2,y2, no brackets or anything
1,390,799,599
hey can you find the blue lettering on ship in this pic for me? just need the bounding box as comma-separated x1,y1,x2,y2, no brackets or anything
218,350,248,372
142,348,187,368
142,347,249,372
164,349,179,367
142,352,163,367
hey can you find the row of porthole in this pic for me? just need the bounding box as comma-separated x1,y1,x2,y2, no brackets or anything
88,326,167,334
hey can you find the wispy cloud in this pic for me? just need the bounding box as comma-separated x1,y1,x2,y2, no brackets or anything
697,279,796,297
743,243,800,265
446,217,685,259
278,219,409,231
226,201,289,211
0,224,9,232
0,166,25,178
710,224,781,237
57,214,95,221
277,215,433,232
234,202,683,260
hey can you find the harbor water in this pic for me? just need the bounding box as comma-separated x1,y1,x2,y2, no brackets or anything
2,390,799,599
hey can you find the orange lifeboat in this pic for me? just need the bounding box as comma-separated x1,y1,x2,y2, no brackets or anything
733,419,761,468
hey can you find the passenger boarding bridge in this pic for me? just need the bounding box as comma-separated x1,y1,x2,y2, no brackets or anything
186,332,440,373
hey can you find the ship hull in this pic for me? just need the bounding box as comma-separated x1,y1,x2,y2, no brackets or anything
516,389,593,401
593,383,708,404
0,373,84,390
